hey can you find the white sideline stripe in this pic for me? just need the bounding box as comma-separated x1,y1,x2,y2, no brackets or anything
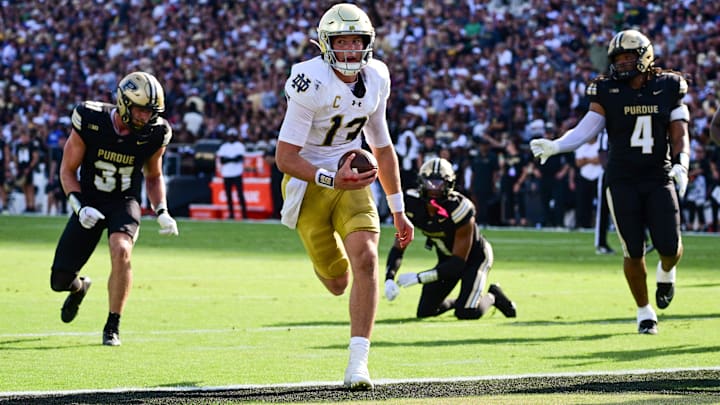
1,366,719,398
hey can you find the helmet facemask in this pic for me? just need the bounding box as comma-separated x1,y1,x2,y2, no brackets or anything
316,3,375,76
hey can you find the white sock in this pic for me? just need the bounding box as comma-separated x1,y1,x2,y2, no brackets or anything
349,336,370,353
656,261,676,283
637,304,657,325
348,336,370,366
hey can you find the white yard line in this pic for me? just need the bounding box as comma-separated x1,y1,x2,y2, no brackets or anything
1,366,719,398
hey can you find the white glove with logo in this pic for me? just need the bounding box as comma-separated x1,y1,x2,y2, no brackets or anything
78,206,105,229
669,164,688,199
397,273,420,288
384,279,401,301
157,212,179,236
529,139,559,165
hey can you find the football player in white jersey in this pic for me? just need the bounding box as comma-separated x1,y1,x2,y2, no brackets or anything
275,3,414,390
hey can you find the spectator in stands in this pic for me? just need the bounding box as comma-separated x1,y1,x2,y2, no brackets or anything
11,128,40,213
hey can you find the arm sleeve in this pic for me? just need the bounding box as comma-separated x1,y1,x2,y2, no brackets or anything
555,111,606,153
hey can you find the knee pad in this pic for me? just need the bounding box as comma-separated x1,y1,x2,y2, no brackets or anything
50,271,79,292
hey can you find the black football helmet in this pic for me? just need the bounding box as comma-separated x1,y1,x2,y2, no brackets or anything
607,30,654,81
418,158,456,200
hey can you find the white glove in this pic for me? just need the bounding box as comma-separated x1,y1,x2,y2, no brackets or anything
669,164,688,199
397,273,419,288
157,212,179,236
78,206,105,229
384,279,401,301
529,138,559,165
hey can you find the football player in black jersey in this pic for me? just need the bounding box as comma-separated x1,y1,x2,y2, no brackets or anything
50,71,179,346
384,158,517,320
530,30,690,335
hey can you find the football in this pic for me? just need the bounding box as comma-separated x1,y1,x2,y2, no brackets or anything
338,149,378,173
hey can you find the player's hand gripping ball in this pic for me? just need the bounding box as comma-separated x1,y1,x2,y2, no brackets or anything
338,149,378,173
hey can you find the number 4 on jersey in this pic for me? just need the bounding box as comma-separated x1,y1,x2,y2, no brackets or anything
630,115,654,154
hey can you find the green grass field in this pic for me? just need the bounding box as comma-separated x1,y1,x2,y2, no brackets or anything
0,215,718,403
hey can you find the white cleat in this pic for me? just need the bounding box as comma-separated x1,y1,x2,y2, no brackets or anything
344,361,374,390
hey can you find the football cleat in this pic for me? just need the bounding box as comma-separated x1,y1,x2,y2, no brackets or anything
344,360,373,390
638,319,658,335
595,246,615,255
656,282,675,309
488,284,517,318
103,329,121,346
61,277,92,323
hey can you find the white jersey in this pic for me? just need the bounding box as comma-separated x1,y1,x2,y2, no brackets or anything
278,56,392,171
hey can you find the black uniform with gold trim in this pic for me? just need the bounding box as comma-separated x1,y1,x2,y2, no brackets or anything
587,71,687,257
588,72,687,184
72,101,171,204
51,101,171,274
404,188,493,319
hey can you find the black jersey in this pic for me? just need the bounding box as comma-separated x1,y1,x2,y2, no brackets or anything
71,101,172,204
587,72,688,184
404,189,482,261
13,139,37,171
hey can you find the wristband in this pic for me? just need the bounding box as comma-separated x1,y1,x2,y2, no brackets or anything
154,202,168,216
675,152,689,170
386,192,404,213
68,192,84,215
315,168,335,189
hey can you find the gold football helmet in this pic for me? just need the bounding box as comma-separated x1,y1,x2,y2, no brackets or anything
116,71,165,131
607,30,654,80
316,3,375,76
418,158,456,200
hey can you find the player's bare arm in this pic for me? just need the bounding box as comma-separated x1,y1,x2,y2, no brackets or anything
452,217,474,262
275,140,375,190
59,129,85,195
144,146,167,209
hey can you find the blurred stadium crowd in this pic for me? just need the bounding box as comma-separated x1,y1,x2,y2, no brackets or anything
1,0,719,231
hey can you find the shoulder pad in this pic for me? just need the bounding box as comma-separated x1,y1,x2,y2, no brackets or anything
71,101,113,132
152,118,173,146
284,58,328,110
447,192,475,224
659,71,688,96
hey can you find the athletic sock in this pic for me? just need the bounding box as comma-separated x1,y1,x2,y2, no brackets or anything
656,261,676,283
637,304,657,325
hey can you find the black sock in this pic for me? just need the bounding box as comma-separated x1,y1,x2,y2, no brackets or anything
105,312,121,332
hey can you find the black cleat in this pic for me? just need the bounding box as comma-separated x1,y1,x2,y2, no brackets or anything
638,319,658,335
488,284,517,318
656,282,675,309
103,329,121,346
61,277,92,323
